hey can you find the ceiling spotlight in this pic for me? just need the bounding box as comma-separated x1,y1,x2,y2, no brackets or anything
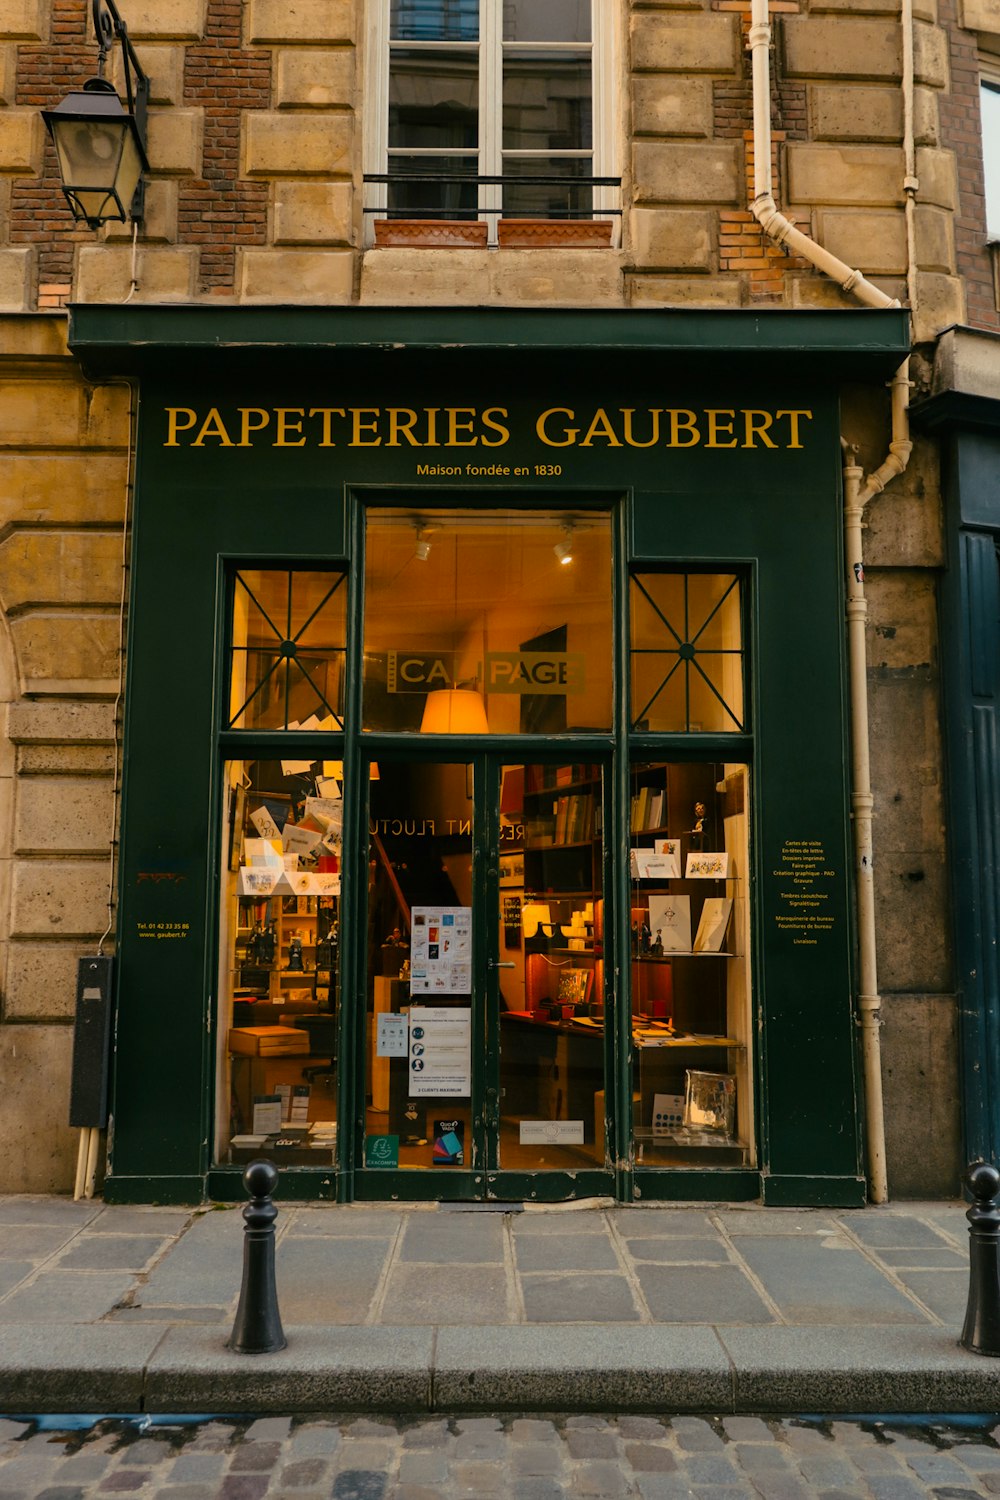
554,525,574,565
414,521,433,561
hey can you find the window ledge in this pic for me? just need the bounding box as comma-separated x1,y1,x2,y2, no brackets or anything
371,220,617,250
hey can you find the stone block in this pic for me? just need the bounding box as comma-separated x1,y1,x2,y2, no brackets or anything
146,108,203,175
130,44,186,107
10,858,110,938
630,11,738,73
0,312,68,360
630,208,713,271
961,0,1000,29
359,248,491,304
909,271,965,343
18,744,116,775
862,434,945,568
627,274,742,306
0,455,126,531
782,17,901,79
914,204,955,274
105,179,178,245
0,111,43,173
237,247,354,301
809,85,902,143
633,141,741,204
867,570,939,673
914,86,939,146
7,701,116,745
811,0,900,12
15,776,113,856
881,995,960,1199
0,40,15,103
4,940,102,1020
489,249,624,305
120,0,207,41
0,0,43,39
245,111,353,177
273,181,353,245
913,21,948,87
247,0,354,45
0,379,126,449
786,145,904,206
632,76,711,139
0,531,124,614
76,245,198,302
787,273,862,307
0,1024,77,1192
915,146,958,210
0,247,30,310
275,47,355,109
8,613,121,695
817,209,907,274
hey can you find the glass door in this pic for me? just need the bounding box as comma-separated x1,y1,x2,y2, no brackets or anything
357,754,614,1201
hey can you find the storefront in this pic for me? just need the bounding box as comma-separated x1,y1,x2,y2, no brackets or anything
69,304,909,1206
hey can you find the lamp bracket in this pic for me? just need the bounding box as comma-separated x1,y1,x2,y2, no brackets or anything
91,0,149,144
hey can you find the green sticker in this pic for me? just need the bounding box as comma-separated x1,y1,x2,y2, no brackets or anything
366,1134,399,1168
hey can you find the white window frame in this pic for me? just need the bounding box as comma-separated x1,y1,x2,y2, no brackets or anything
364,0,619,247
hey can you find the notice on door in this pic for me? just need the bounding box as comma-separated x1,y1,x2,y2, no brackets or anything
409,906,472,994
408,1005,472,1098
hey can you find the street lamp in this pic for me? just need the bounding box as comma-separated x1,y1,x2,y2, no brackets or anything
42,0,149,230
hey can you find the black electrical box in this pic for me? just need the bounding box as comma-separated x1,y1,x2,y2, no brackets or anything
69,955,115,1128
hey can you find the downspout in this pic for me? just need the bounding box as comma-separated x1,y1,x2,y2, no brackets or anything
748,0,915,1203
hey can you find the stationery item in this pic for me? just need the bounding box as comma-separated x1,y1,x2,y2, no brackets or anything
646,894,692,953
683,1070,736,1134
249,805,281,839
252,1094,282,1135
685,851,733,879
653,838,682,876
692,898,733,953
432,1118,465,1165
228,1025,310,1056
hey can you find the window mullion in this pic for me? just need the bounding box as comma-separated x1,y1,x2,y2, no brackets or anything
481,0,501,241
365,0,391,245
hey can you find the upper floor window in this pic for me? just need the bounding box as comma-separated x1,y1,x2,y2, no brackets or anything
364,0,618,244
982,79,1000,241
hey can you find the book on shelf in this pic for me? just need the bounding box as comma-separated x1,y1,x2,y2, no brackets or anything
630,785,667,833
692,897,733,953
646,894,692,953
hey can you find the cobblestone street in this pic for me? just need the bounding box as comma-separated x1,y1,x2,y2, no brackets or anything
3,1412,1000,1500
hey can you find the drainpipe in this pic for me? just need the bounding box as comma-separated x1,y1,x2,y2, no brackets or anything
747,0,915,1203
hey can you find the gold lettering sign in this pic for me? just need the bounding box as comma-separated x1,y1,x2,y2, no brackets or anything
163,405,813,451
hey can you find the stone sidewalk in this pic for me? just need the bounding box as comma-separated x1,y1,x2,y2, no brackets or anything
0,1195,993,1416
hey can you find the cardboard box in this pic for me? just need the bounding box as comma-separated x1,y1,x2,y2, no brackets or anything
228,1025,309,1056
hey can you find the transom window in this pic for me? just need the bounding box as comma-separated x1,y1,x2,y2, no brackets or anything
365,0,618,242
982,79,1000,241
229,569,347,731
630,573,745,734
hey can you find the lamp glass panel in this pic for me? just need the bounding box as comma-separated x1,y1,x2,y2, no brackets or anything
51,117,127,189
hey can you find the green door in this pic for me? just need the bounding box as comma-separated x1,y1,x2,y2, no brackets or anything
356,752,615,1202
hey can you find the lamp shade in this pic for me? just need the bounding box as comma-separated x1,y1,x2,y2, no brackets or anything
43,79,148,228
419,688,489,734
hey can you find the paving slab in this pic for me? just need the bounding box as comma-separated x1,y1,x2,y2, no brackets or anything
0,1227,77,1261
0,1198,102,1228
719,1325,1000,1412
622,1237,730,1264
732,1236,929,1324
840,1212,956,1249
433,1325,734,1411
288,1208,402,1238
54,1234,171,1272
513,1232,620,1273
608,1209,717,1238
277,1237,391,1324
0,1324,166,1412
397,1214,505,1263
634,1263,774,1324
143,1325,434,1411
520,1273,641,1323
0,1269,136,1323
892,1269,968,1325
380,1262,510,1324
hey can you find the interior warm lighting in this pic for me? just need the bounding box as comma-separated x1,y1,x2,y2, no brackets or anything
415,534,432,561
419,688,490,734
522,902,553,938
554,526,574,565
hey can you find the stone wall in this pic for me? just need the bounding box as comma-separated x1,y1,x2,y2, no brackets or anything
0,314,126,1191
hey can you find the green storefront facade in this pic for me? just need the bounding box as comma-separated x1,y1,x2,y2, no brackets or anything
70,304,910,1207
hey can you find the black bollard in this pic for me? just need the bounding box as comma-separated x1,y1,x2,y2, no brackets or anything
229,1159,287,1354
960,1161,1000,1356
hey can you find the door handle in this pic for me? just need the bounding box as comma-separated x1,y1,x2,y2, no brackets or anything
489,960,515,969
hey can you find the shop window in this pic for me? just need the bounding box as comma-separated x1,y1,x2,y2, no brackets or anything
628,760,753,1169
362,507,613,734
630,572,745,734
217,760,342,1169
229,569,347,730
983,78,1000,241
363,0,619,243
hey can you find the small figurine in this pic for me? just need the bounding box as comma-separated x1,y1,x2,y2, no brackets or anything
631,920,639,957
286,934,305,972
640,920,652,956
651,929,663,957
259,921,276,966
690,801,707,850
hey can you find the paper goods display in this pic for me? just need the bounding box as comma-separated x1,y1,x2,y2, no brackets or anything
376,1012,409,1057
693,897,733,953
685,851,733,879
408,1005,472,1098
409,906,472,994
646,894,692,952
